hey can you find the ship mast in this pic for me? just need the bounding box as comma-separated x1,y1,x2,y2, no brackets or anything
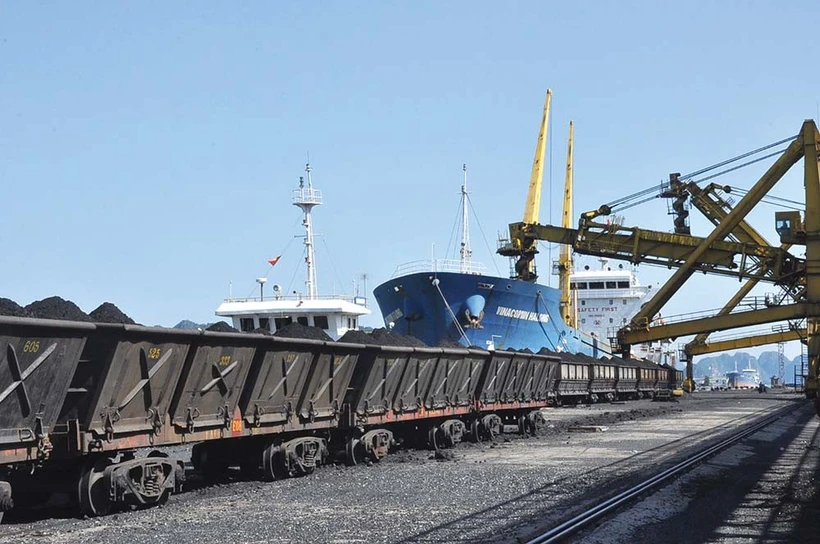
459,163,472,273
293,163,322,299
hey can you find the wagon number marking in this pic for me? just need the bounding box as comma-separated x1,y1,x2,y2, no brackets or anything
118,347,175,410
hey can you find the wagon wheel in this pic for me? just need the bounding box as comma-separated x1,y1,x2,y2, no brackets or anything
268,443,292,481
77,457,114,517
345,437,362,466
527,411,547,436
427,426,440,450
470,419,481,442
0,481,11,523
517,415,527,436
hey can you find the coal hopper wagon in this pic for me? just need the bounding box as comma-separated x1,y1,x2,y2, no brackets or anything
0,316,674,521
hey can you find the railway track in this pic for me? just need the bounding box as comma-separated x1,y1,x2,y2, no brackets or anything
524,401,802,544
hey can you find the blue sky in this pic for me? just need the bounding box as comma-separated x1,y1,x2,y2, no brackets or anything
1,2,817,357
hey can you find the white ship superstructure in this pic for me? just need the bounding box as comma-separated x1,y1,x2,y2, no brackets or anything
570,258,650,342
215,163,370,339
570,258,673,363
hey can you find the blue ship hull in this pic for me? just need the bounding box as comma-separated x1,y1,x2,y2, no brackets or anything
373,272,609,357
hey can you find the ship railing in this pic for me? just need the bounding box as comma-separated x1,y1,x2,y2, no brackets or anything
391,259,488,277
222,293,366,305
292,188,323,205
575,288,649,299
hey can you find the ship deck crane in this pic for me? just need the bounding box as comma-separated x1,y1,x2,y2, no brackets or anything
559,121,576,327
500,119,820,402
516,89,551,282
505,88,577,329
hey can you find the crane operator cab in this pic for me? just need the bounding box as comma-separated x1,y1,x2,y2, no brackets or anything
775,211,805,244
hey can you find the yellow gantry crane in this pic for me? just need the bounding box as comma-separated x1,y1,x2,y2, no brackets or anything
500,118,820,401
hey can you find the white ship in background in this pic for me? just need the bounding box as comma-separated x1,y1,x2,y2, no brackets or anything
216,163,370,339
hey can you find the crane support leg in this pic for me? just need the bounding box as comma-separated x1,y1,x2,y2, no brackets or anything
803,121,820,400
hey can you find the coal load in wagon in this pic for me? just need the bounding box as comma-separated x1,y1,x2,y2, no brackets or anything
24,296,92,322
337,329,379,345
435,338,465,349
273,322,333,342
538,347,564,358
0,298,30,318
251,327,272,336
206,321,237,333
89,302,136,325
369,328,427,347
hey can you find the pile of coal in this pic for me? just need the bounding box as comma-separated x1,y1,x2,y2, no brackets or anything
435,338,465,349
24,296,92,322
370,328,427,348
251,327,272,336
89,302,136,325
206,321,237,333
369,328,427,347
0,298,30,317
272,322,333,342
337,329,380,345
558,351,586,363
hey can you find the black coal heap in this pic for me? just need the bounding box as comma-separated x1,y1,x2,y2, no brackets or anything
273,322,333,342
0,298,29,318
90,302,136,325
206,321,237,333
24,296,91,322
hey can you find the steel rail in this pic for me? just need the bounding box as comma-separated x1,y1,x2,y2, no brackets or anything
525,403,801,544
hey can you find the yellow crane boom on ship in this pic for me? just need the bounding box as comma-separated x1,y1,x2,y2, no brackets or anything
502,89,577,328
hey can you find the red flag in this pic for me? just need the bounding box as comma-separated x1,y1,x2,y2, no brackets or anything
268,255,281,267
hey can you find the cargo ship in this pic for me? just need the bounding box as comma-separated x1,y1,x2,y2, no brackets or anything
726,361,762,389
372,178,650,356
215,163,370,338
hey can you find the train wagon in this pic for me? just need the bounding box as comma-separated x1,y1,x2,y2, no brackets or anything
0,314,681,522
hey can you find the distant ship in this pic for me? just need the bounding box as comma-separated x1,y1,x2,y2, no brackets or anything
215,163,370,338
726,361,761,389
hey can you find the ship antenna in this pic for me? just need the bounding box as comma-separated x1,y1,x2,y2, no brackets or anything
460,163,472,273
293,162,322,299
